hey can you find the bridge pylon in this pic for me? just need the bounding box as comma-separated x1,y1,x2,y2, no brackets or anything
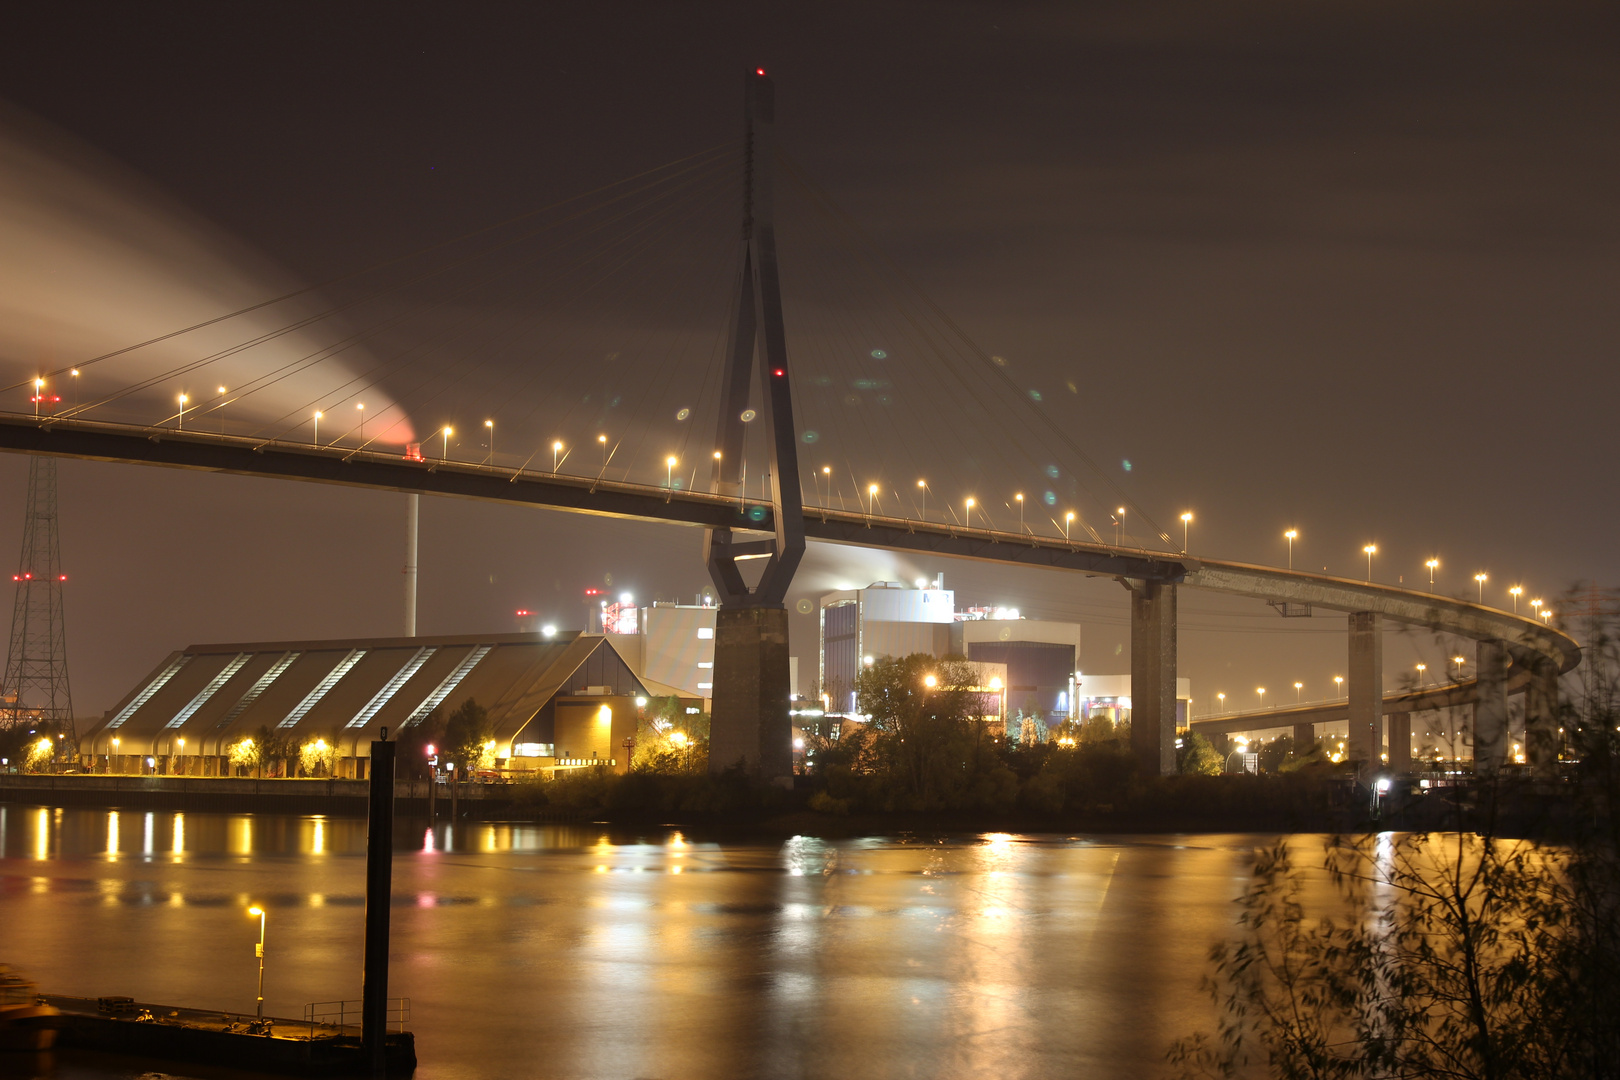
702,70,804,780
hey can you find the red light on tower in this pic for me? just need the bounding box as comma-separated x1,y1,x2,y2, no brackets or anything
57,575,66,582
516,609,530,617
756,68,766,76
773,368,785,376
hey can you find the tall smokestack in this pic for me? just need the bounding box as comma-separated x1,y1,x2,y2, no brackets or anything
404,494,419,637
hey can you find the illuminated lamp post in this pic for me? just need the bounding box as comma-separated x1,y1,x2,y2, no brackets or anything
247,905,268,1017
1363,543,1377,582
599,434,608,472
1016,493,1025,533
868,484,880,516
553,440,563,471
1474,572,1488,604
1285,529,1298,570
917,479,927,520
1217,692,1226,714
442,425,452,460
1509,585,1522,613
1114,507,1126,547
1180,511,1192,553
485,419,494,464
1294,681,1303,704
1064,511,1075,541
356,402,365,444
965,497,975,528
217,386,228,434
1426,558,1439,591
313,411,322,446
177,392,188,430
667,456,678,489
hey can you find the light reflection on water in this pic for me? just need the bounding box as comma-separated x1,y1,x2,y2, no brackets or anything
0,806,1298,1080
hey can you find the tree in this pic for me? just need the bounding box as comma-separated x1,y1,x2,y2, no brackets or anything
853,653,1012,810
1177,730,1223,775
442,699,494,776
298,732,340,777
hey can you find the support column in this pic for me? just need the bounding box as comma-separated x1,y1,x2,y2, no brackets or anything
1474,638,1510,775
362,733,396,1076
1347,612,1384,774
1292,722,1315,750
1128,580,1177,777
1387,713,1412,774
403,493,419,637
1524,655,1560,779
708,606,792,779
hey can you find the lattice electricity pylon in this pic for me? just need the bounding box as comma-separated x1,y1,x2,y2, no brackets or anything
2,456,74,736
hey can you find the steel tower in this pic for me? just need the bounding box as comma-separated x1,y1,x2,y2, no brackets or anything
3,456,74,735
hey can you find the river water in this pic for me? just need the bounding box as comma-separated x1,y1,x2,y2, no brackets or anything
0,806,1295,1080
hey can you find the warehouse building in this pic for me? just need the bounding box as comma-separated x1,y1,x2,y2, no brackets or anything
78,631,687,777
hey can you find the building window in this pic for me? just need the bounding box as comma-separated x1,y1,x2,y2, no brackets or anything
697,661,713,669
697,682,712,690
697,628,714,639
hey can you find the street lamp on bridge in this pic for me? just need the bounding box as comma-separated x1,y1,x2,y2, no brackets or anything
1016,493,1025,533
1180,511,1192,553
965,496,975,528
1113,507,1125,547
1284,529,1298,570
1363,544,1377,582
553,440,563,471
1425,557,1440,590
1294,681,1303,704
441,426,452,460
177,393,188,430
1509,585,1522,612
1474,572,1488,604
1216,692,1225,713
1334,675,1343,697
1256,687,1266,708
1064,511,1075,541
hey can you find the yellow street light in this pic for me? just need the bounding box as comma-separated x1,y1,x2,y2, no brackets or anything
356,401,365,443
1474,572,1488,604
1294,681,1303,703
1363,543,1377,581
177,392,188,430
1334,675,1343,695
868,483,879,515
667,456,679,488
1509,585,1522,613
923,674,937,688
441,425,452,460
1016,492,1025,533
965,496,975,527
1284,529,1298,569
1064,511,1075,540
1425,557,1440,591
247,906,267,1017
553,440,564,470
1216,692,1226,712
484,419,494,463
1180,511,1192,553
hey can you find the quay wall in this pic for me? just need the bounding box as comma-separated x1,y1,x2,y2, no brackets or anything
0,774,528,817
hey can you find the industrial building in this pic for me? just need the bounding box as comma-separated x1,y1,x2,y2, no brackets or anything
78,631,690,777
1074,674,1193,729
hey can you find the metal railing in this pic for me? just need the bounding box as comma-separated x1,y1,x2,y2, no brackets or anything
302,997,409,1035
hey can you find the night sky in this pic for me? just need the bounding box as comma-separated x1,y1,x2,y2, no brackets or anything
1,3,1616,716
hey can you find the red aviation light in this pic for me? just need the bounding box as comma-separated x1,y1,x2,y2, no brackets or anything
57,575,66,582
773,368,785,376
756,68,766,76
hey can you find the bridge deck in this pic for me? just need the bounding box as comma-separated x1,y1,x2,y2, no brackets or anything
0,412,1577,671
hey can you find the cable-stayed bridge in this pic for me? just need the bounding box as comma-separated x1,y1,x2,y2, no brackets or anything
0,72,1577,779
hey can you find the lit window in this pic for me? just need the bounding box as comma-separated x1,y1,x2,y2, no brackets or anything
697,682,712,690
697,661,713,669
697,628,714,639
685,707,701,715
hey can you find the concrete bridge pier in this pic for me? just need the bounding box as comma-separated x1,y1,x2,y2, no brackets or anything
708,606,793,779
1127,579,1177,777
1292,722,1315,750
1387,713,1412,774
1347,612,1384,773
1474,639,1511,775
1524,655,1560,778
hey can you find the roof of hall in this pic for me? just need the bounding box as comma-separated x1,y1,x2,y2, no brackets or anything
80,631,646,753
